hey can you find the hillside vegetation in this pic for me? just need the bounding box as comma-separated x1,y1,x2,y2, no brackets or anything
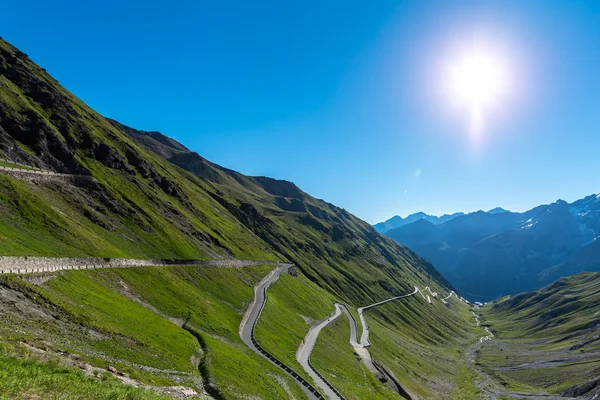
478,272,600,399
0,37,486,399
1,36,597,400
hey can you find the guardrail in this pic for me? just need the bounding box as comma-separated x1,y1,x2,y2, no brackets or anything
307,357,345,400
250,284,327,399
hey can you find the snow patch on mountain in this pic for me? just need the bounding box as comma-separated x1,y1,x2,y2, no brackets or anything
521,218,538,229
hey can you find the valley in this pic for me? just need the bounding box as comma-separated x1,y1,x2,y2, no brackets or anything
0,34,598,400
476,273,600,399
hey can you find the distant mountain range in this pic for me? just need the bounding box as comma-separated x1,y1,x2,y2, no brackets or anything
374,211,467,233
378,196,600,301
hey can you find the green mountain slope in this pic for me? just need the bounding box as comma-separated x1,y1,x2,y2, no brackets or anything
0,37,482,399
478,272,600,398
0,37,447,305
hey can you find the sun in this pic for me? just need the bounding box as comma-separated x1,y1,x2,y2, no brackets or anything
441,43,512,140
447,48,509,108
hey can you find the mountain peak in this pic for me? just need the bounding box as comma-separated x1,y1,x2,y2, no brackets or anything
374,211,465,233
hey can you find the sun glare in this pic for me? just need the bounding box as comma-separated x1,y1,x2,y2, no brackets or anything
442,43,512,141
449,51,508,107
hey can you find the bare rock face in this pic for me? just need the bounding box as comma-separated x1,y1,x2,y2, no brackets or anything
288,266,298,277
106,365,118,374
562,378,599,398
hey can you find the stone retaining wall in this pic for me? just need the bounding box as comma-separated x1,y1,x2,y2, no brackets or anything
0,256,278,274
0,165,93,185
0,159,44,171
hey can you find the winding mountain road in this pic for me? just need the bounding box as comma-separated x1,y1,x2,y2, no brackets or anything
239,263,325,400
296,286,448,400
358,286,419,347
296,304,345,400
441,290,464,304
338,304,389,381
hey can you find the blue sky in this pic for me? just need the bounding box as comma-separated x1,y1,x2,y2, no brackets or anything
3,1,600,223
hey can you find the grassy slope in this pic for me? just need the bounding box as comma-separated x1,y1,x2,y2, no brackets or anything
0,38,449,309
254,273,339,383
0,40,276,260
364,296,480,399
257,274,481,399
0,266,306,399
0,351,169,400
478,272,600,395
311,316,398,400
0,37,478,398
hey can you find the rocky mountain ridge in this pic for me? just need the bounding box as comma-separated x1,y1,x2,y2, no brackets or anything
385,194,600,301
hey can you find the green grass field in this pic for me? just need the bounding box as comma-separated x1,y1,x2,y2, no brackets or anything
0,351,170,400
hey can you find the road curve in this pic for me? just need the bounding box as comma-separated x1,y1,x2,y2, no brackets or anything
358,287,419,347
340,303,413,400
239,263,325,400
297,304,345,400
441,291,467,304
338,304,386,378
300,286,471,400
338,304,359,347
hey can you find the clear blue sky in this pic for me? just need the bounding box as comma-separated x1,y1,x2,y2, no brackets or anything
3,1,600,223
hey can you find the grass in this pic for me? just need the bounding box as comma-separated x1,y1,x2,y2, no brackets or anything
254,272,338,384
311,315,397,399
0,349,169,400
477,272,600,396
0,265,309,399
42,271,200,375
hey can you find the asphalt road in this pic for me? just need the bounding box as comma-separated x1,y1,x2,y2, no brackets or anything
297,304,344,400
239,263,325,400
338,304,359,347
240,268,470,400
358,287,419,347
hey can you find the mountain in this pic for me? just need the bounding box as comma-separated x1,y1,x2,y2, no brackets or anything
0,37,452,300
0,38,486,399
386,195,600,301
478,272,600,399
373,211,464,233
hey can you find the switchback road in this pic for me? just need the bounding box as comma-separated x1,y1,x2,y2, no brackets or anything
239,264,325,400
